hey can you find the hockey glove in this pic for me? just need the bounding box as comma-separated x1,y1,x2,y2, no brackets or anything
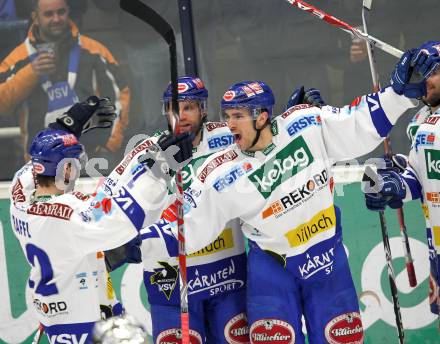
138,132,193,181
104,234,142,272
363,169,406,212
285,86,326,110
49,96,116,138
412,40,440,79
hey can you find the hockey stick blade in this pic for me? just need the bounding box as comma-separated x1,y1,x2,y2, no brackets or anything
285,0,403,58
119,2,189,343
119,0,179,131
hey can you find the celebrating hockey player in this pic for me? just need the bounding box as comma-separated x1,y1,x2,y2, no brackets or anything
9,97,191,344
147,43,439,344
365,41,440,319
104,76,250,343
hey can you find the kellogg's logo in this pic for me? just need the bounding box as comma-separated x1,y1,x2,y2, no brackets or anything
223,91,236,101
156,328,202,344
324,312,363,344
250,319,294,343
224,313,250,344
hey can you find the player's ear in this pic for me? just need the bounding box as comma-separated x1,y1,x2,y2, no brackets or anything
256,110,269,129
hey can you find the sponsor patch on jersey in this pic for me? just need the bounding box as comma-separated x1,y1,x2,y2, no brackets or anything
187,228,234,257
208,133,234,149
206,122,228,131
262,169,328,219
425,149,440,180
426,192,440,204
281,104,313,119
11,179,25,203
248,136,313,199
75,272,88,290
298,246,335,279
432,226,440,246
187,258,245,297
72,191,90,201
150,262,178,300
324,312,364,344
224,313,249,344
286,114,321,137
284,206,335,248
198,150,238,182
156,328,203,344
424,116,440,125
249,319,295,343
213,162,253,192
414,131,435,152
223,90,236,101
115,139,154,175
27,202,73,220
33,298,69,317
33,162,45,174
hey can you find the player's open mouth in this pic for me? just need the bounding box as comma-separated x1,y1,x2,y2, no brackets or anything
233,133,242,144
179,124,191,132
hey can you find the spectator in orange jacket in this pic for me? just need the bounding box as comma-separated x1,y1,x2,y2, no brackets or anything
0,0,130,159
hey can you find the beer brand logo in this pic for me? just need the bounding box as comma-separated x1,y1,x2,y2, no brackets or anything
156,328,202,344
178,82,189,93
324,312,363,344
27,202,73,220
115,139,154,175
223,91,236,101
206,122,228,131
224,313,250,344
248,136,313,199
198,150,238,183
425,149,440,180
284,206,335,247
249,319,295,343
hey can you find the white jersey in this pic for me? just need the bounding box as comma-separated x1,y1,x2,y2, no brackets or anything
407,105,431,142
9,157,167,327
105,122,247,302
177,88,416,279
404,106,440,251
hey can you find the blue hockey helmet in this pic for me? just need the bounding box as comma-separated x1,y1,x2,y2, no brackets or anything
29,130,84,176
162,76,208,116
221,81,275,120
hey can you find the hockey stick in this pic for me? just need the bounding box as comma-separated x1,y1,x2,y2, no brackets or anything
119,1,190,343
363,166,405,344
285,0,403,58
31,324,44,344
362,0,417,289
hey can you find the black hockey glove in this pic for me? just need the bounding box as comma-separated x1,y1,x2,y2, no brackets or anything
49,96,116,138
285,86,326,111
138,132,193,181
104,234,142,272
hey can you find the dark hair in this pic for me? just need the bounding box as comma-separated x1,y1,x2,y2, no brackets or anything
35,174,55,187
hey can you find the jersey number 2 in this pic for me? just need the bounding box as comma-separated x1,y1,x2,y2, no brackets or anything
26,243,59,296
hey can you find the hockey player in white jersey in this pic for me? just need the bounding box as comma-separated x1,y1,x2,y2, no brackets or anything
9,97,189,344
366,41,440,318
104,76,250,343
146,44,438,344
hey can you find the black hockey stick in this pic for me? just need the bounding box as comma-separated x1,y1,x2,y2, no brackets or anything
362,0,417,290
363,166,405,344
119,1,190,343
